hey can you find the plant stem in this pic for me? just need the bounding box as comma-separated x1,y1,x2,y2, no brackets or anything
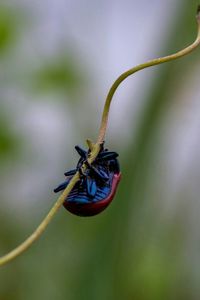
97,8,200,143
0,172,79,267
0,7,200,267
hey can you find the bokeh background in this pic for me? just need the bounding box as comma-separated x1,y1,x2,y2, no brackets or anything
0,1,200,299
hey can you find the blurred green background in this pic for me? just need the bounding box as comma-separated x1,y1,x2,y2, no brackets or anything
1,1,200,299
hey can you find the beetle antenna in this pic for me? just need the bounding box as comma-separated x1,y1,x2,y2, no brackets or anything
75,145,87,158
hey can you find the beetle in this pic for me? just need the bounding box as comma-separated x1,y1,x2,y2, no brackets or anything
54,143,121,216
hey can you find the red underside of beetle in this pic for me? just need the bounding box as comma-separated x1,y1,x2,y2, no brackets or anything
64,172,121,217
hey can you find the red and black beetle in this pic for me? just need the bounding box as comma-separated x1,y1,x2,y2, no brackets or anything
54,144,121,216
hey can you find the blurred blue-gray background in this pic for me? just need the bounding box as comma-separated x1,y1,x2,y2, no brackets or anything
1,1,200,299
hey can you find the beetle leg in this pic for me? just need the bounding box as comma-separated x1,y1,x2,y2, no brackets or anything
64,169,77,176
85,161,109,181
92,166,109,181
96,151,118,161
75,145,87,158
86,177,97,198
54,179,71,193
78,166,85,177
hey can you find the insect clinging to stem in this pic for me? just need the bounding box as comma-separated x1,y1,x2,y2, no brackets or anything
1,7,199,266
54,142,121,216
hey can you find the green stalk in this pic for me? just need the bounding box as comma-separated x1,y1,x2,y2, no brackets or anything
0,6,200,267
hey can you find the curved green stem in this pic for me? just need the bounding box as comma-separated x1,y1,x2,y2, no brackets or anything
97,8,200,143
0,172,80,267
0,7,200,267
